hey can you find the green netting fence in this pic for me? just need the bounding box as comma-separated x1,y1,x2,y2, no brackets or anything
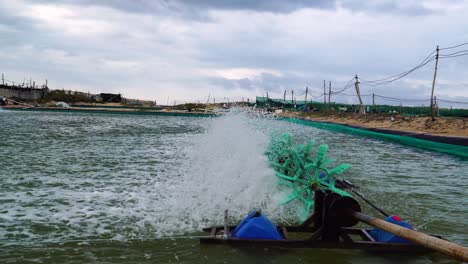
256,97,468,117
282,118,468,159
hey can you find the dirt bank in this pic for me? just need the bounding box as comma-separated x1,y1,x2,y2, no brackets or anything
279,111,468,138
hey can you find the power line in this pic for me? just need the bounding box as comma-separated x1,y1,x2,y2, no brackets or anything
374,94,429,102
439,42,468,50
361,48,436,84
336,92,372,97
439,51,468,59
437,99,468,105
360,56,436,86
332,77,355,95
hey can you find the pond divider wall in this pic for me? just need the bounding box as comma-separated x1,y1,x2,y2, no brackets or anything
283,117,468,159
5,107,217,117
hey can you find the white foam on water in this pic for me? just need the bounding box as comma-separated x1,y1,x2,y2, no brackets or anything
124,111,295,237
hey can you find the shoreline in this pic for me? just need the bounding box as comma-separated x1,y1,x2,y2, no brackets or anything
279,111,468,138
1,105,217,117
286,116,468,147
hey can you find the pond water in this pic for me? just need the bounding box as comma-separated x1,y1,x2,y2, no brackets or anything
0,110,466,263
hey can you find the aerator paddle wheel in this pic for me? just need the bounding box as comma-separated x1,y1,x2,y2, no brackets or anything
266,133,352,218
201,132,466,262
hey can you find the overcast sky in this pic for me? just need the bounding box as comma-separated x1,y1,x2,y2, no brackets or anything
1,0,467,107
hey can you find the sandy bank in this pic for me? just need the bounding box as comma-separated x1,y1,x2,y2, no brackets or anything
279,112,468,138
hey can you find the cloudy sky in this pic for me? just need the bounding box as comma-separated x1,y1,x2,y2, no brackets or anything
1,0,467,107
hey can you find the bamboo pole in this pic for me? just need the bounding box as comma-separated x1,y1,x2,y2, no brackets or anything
351,211,468,262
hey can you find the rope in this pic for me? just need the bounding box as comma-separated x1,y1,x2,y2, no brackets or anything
415,201,467,229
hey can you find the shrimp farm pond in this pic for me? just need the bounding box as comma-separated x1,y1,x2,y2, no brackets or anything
0,109,466,263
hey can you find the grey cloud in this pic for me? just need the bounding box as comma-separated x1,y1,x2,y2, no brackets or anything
23,0,443,17
26,0,335,14
178,0,335,13
338,0,435,16
209,72,322,96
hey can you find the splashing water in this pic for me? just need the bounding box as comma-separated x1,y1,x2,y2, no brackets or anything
1,109,466,259
128,111,295,237
125,110,361,236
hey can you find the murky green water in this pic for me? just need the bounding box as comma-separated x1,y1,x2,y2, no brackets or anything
0,110,466,263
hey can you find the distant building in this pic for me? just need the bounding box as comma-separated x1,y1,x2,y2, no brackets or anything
100,93,122,103
0,84,48,101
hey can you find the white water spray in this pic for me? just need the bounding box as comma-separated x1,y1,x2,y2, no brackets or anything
131,111,295,236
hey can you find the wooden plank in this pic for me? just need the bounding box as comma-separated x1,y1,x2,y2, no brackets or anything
340,232,353,243
281,227,288,239
210,227,217,237
361,229,375,242
199,237,430,252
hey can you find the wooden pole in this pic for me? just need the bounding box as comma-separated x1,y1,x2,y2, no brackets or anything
351,211,468,262
354,75,365,115
283,90,286,103
328,81,331,105
430,45,439,121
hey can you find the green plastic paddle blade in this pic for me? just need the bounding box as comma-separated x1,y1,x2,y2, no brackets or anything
267,133,353,217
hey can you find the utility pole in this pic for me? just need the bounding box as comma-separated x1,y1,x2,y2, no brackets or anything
283,90,286,103
354,75,365,115
1,73,4,85
328,81,331,105
430,45,439,121
323,80,326,105
266,91,269,107
291,90,294,108
372,93,376,112
304,86,308,104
